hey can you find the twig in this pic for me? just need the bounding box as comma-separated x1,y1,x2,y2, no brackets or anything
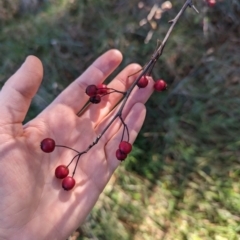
82,0,199,152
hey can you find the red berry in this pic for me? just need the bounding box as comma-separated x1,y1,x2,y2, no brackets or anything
55,165,69,179
206,0,216,7
116,149,127,161
154,79,167,92
40,138,55,153
119,141,132,154
137,76,148,88
62,176,75,191
86,85,97,97
97,84,108,95
90,95,101,104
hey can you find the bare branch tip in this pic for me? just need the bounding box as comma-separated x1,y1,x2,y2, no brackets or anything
188,3,199,14
192,5,199,14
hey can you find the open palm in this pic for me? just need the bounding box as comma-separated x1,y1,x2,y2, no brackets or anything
0,50,153,240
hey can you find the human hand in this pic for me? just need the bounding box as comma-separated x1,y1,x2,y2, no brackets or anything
0,49,154,240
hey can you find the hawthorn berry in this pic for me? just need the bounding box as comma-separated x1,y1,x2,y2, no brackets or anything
119,141,132,154
86,84,97,97
40,138,55,153
154,79,167,92
97,83,108,95
90,95,101,104
55,165,69,179
206,0,216,7
116,149,127,161
62,176,76,191
137,76,148,88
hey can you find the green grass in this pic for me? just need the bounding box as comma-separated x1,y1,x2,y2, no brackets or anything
1,0,240,239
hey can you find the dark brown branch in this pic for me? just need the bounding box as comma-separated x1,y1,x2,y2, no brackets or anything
70,0,199,171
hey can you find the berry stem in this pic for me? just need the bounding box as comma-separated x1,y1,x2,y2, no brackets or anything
67,153,82,168
55,145,80,154
119,116,130,142
72,154,81,176
101,89,127,97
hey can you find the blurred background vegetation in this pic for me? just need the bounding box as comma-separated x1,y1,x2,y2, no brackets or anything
1,0,240,239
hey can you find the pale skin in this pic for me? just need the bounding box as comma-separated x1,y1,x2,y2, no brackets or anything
0,49,154,240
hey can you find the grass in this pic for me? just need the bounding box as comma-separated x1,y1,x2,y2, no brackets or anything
1,0,240,239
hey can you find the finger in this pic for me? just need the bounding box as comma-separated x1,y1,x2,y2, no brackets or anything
81,63,142,125
0,56,43,124
49,49,123,113
105,103,146,172
95,76,154,138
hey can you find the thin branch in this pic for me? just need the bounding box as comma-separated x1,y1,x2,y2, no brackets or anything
78,0,199,156
55,0,199,177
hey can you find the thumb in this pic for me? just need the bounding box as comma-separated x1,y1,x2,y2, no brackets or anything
0,56,43,125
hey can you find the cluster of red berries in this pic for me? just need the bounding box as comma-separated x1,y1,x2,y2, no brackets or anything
137,75,167,92
38,0,202,194
116,141,132,161
40,138,76,191
85,84,108,104
40,139,133,190
40,75,167,191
